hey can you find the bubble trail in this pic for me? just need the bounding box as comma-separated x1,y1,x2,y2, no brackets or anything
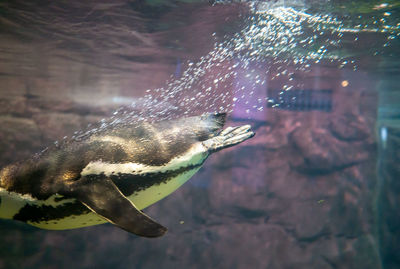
73,0,398,140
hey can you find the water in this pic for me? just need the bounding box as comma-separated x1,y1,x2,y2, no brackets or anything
0,0,399,268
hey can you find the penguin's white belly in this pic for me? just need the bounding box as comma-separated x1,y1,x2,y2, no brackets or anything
0,157,204,230
0,190,98,229
30,210,105,230
0,190,34,219
128,166,202,209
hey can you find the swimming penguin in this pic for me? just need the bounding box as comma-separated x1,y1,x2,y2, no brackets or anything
0,113,254,237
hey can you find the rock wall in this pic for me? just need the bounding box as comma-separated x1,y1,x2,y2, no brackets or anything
0,66,381,269
0,1,387,268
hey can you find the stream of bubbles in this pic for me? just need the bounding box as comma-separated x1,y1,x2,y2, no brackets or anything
69,0,399,142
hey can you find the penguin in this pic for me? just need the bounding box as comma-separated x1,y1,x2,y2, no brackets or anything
0,113,254,237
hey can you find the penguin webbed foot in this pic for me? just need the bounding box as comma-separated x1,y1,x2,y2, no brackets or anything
203,124,255,152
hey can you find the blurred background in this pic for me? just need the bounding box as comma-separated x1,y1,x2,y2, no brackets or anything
0,0,399,268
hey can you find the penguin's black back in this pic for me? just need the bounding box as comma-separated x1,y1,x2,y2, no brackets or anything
0,113,227,199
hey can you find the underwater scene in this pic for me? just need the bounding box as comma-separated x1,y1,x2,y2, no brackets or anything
0,0,399,268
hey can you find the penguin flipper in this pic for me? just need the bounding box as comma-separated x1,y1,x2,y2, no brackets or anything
67,175,167,237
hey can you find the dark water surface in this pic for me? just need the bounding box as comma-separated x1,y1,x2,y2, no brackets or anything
0,0,399,268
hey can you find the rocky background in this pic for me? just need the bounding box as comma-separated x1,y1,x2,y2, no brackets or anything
0,1,396,269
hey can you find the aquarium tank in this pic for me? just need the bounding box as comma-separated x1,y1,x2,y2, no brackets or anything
0,0,399,268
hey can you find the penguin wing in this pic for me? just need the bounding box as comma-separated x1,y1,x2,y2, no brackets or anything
66,175,167,237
